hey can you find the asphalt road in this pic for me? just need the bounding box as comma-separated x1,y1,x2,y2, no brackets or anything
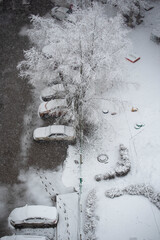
0,2,68,237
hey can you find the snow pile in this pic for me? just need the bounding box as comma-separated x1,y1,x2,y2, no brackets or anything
83,189,98,240
95,144,131,181
105,183,160,209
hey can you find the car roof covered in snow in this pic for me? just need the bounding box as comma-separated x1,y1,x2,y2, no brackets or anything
38,99,68,113
33,125,75,139
8,205,57,222
51,7,69,20
33,125,64,139
41,84,65,97
1,235,47,240
33,126,51,138
55,7,69,14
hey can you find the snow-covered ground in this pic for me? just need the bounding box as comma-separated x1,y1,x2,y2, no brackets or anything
56,193,78,240
96,194,160,240
62,2,160,239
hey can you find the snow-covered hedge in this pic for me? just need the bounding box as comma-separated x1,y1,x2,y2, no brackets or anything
84,189,98,240
115,144,131,176
105,184,160,209
95,144,131,181
105,188,123,198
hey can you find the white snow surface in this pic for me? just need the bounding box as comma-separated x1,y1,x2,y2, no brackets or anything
96,194,160,240
62,2,160,240
56,193,78,240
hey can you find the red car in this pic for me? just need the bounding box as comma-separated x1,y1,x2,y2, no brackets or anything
38,99,68,119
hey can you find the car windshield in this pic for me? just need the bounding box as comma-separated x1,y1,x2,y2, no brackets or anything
49,133,56,137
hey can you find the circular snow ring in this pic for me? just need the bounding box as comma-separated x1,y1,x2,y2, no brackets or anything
97,154,109,163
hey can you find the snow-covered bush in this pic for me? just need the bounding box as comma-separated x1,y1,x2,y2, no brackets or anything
95,174,103,182
18,4,130,130
115,144,131,176
105,188,123,198
105,184,160,210
94,144,131,181
102,0,150,27
84,189,98,240
103,170,116,180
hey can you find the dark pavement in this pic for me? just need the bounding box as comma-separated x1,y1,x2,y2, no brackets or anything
0,1,68,236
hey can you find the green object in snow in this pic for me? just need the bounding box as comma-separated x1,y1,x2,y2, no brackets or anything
134,125,141,129
134,123,145,129
136,123,145,127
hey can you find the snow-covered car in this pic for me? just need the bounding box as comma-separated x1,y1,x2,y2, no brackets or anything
1,236,48,240
8,205,58,229
51,5,73,21
38,99,68,119
40,84,66,102
33,125,76,143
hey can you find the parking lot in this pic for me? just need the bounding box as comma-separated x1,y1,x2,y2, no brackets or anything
0,2,68,237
